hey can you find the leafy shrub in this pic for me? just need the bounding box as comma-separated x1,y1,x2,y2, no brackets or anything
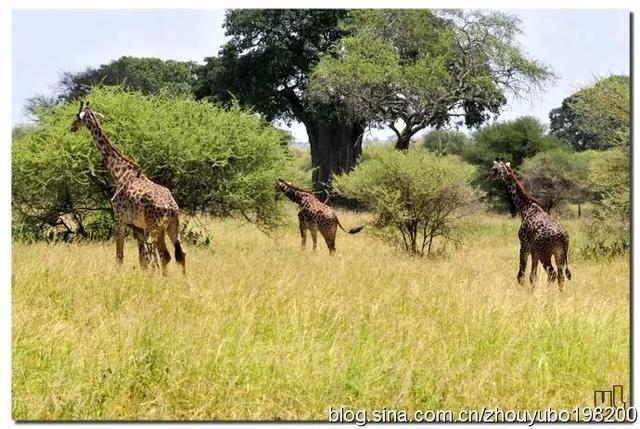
579,147,630,258
422,129,471,156
333,149,478,255
519,149,592,213
461,117,564,214
12,86,289,241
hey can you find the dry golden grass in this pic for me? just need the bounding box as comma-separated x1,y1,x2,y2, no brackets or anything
12,210,629,420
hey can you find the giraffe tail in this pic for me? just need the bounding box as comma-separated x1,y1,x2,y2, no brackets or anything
564,240,572,280
337,219,364,234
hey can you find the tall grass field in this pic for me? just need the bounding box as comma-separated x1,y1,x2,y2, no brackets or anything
12,210,629,420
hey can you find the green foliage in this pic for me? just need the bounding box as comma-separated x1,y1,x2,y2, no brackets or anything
519,149,591,212
309,10,553,148
12,86,289,241
462,116,563,213
194,9,351,123
59,56,198,99
580,148,630,258
549,75,630,151
422,129,471,156
333,149,477,255
26,57,199,121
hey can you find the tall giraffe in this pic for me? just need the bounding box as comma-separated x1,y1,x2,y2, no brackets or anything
489,159,571,290
70,101,186,275
276,179,363,254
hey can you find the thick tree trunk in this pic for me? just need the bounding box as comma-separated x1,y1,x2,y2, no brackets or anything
305,119,363,204
395,134,412,151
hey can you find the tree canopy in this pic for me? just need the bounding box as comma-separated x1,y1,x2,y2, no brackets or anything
308,10,554,149
13,87,289,241
549,75,630,151
25,56,198,121
194,9,351,124
195,10,366,196
461,116,563,214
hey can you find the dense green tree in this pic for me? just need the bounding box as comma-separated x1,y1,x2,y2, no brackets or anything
333,148,477,256
194,10,359,197
422,129,471,156
25,56,198,120
13,87,288,241
308,10,553,150
519,149,593,213
462,116,562,214
549,75,629,151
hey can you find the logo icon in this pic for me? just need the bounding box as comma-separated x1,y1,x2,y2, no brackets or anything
594,385,626,408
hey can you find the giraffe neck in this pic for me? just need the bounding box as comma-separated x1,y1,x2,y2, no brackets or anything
280,185,310,205
83,111,140,184
502,172,539,218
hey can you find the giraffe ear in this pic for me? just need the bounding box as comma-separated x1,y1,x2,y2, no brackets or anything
505,162,511,167
493,160,499,165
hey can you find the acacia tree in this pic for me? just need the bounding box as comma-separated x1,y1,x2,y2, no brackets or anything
308,10,553,150
549,75,630,151
25,56,198,120
519,149,592,214
194,10,360,198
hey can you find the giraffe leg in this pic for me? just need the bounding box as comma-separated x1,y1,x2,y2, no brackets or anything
517,244,529,285
115,221,126,266
156,229,171,276
554,249,566,291
529,254,539,287
299,219,307,249
321,225,337,255
540,253,556,287
131,226,151,270
309,224,318,251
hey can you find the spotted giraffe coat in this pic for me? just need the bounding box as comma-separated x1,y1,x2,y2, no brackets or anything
276,179,363,254
490,160,571,289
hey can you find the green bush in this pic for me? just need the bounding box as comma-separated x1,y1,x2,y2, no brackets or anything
580,147,630,258
519,149,591,213
12,86,289,241
462,116,564,214
422,129,471,156
333,149,478,256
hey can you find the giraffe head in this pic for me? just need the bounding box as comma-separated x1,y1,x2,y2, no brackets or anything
276,178,314,204
489,157,512,182
70,101,104,132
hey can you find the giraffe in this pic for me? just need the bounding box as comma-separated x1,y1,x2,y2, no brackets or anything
70,101,186,275
276,179,363,254
489,159,571,290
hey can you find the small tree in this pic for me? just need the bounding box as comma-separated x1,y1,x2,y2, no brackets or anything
519,149,589,213
333,149,477,255
422,129,471,156
580,147,630,257
461,116,563,215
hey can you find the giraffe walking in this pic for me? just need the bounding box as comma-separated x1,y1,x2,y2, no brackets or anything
276,179,363,254
489,159,571,290
70,101,186,275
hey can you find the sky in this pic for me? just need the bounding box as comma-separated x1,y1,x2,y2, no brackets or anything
12,9,630,142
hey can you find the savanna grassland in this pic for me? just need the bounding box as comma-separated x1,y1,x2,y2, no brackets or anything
12,209,629,420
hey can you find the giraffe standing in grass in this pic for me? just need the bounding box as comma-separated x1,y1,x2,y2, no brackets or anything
276,179,363,254
489,159,571,290
70,101,186,275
